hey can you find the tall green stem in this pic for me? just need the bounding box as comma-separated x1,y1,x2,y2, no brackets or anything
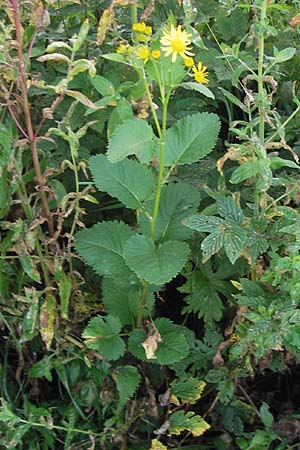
257,0,267,144
150,89,171,240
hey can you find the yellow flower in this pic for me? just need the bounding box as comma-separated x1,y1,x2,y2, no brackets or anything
184,56,194,67
192,61,209,84
160,24,194,63
151,50,161,59
132,22,152,35
136,45,150,63
116,44,132,54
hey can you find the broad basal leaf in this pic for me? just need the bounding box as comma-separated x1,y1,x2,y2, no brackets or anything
139,182,200,241
128,318,189,365
82,314,125,360
181,82,215,99
164,112,220,166
113,365,141,408
107,118,154,163
89,154,156,209
169,411,210,436
124,235,190,285
102,277,155,326
75,221,134,278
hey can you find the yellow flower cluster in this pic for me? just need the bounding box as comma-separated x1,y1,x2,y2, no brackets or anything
132,22,152,35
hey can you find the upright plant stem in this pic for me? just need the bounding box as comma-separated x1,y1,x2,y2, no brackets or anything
257,0,267,144
11,0,54,236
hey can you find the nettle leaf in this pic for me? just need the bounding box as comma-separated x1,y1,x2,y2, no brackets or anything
164,112,220,166
218,196,244,225
75,221,134,278
169,411,210,437
179,269,226,323
89,154,156,209
128,318,189,365
170,377,206,404
107,118,154,163
82,315,125,360
114,365,141,408
184,197,248,264
139,182,200,241
102,277,155,326
162,114,219,167
123,235,190,285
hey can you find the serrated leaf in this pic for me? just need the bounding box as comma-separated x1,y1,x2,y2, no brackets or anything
150,439,168,450
171,377,206,404
124,235,190,285
28,356,53,382
0,400,21,424
230,160,268,184
183,214,224,232
179,268,227,323
201,231,224,262
102,277,154,326
164,112,220,166
114,365,141,408
89,154,156,209
181,82,215,99
223,224,247,264
139,183,200,241
82,315,125,360
128,318,189,365
218,197,244,225
75,221,134,278
169,411,210,436
107,118,154,163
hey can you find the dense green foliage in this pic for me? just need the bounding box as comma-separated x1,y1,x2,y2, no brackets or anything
1,0,300,449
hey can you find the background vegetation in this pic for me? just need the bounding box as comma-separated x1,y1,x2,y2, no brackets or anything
1,0,300,449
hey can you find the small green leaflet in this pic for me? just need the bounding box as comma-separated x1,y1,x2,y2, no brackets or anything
170,377,206,404
183,197,247,264
107,118,154,163
82,315,125,360
128,318,189,365
123,234,190,285
113,365,141,408
75,221,134,278
163,112,220,166
89,154,156,209
169,411,210,436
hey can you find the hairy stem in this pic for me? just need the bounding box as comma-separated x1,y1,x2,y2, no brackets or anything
11,0,54,236
257,0,267,144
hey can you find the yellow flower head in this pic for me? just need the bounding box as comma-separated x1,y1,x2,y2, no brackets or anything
192,61,209,84
132,22,152,35
151,49,161,59
160,24,194,63
116,44,132,55
184,56,194,67
136,45,150,63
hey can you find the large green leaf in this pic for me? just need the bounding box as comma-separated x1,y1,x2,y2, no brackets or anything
107,118,154,163
102,277,155,326
128,318,189,365
123,235,190,285
164,112,220,166
139,182,200,241
89,154,156,209
230,159,268,184
114,365,141,408
75,221,134,278
82,315,125,360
